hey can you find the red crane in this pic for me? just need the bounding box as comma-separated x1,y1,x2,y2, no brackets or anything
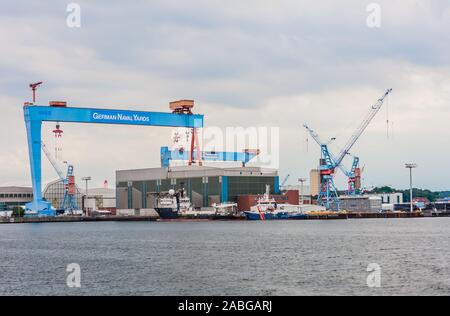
29,82,43,103
169,100,203,166
52,123,64,160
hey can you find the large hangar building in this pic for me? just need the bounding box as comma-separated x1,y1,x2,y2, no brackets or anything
116,166,280,210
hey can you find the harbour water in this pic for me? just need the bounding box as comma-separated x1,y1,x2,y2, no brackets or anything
0,218,449,296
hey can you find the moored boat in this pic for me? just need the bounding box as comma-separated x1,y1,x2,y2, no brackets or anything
244,185,290,221
244,209,289,221
212,202,243,220
154,193,179,219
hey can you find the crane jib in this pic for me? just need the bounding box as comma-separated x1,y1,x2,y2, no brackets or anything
335,89,392,166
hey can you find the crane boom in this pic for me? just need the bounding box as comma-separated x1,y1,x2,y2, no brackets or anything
281,174,290,186
335,89,392,166
304,124,350,174
41,141,65,181
303,124,324,148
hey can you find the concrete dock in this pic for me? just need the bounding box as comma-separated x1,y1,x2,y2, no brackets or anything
1,211,449,224
0,215,158,224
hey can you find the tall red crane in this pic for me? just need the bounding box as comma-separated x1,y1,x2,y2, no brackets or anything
169,100,203,166
29,82,43,103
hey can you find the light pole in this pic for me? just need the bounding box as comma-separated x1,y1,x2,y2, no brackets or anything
405,164,417,213
82,176,92,216
298,178,307,205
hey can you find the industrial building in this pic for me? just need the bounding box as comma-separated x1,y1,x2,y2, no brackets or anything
340,195,382,213
310,169,320,197
0,182,115,215
284,184,312,204
375,192,403,204
84,187,116,214
0,187,33,210
116,166,279,210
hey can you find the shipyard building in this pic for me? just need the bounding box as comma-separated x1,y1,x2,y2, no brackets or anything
0,186,33,211
116,166,280,210
339,195,382,213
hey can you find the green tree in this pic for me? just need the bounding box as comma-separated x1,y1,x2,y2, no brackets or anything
372,186,396,194
370,187,442,202
12,206,25,217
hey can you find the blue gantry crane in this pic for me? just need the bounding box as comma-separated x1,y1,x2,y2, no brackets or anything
160,147,260,167
304,89,392,210
23,101,204,217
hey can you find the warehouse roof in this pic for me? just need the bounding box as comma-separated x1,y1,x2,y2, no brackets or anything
116,166,278,182
0,186,33,193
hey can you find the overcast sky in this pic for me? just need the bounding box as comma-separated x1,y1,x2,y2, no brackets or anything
0,0,449,191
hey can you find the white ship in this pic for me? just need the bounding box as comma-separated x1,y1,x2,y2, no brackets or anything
212,202,240,218
249,185,278,213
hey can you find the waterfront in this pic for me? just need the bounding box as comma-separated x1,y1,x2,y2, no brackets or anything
0,218,449,296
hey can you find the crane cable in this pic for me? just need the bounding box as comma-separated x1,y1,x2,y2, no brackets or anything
386,94,390,139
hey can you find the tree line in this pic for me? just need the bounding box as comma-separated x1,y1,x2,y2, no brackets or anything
369,186,449,203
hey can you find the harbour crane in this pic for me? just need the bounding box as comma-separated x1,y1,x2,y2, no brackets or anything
41,141,78,213
303,124,341,209
304,127,364,196
346,155,361,196
304,89,392,210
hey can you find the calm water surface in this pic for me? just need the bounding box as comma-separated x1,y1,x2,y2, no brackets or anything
1,218,449,296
